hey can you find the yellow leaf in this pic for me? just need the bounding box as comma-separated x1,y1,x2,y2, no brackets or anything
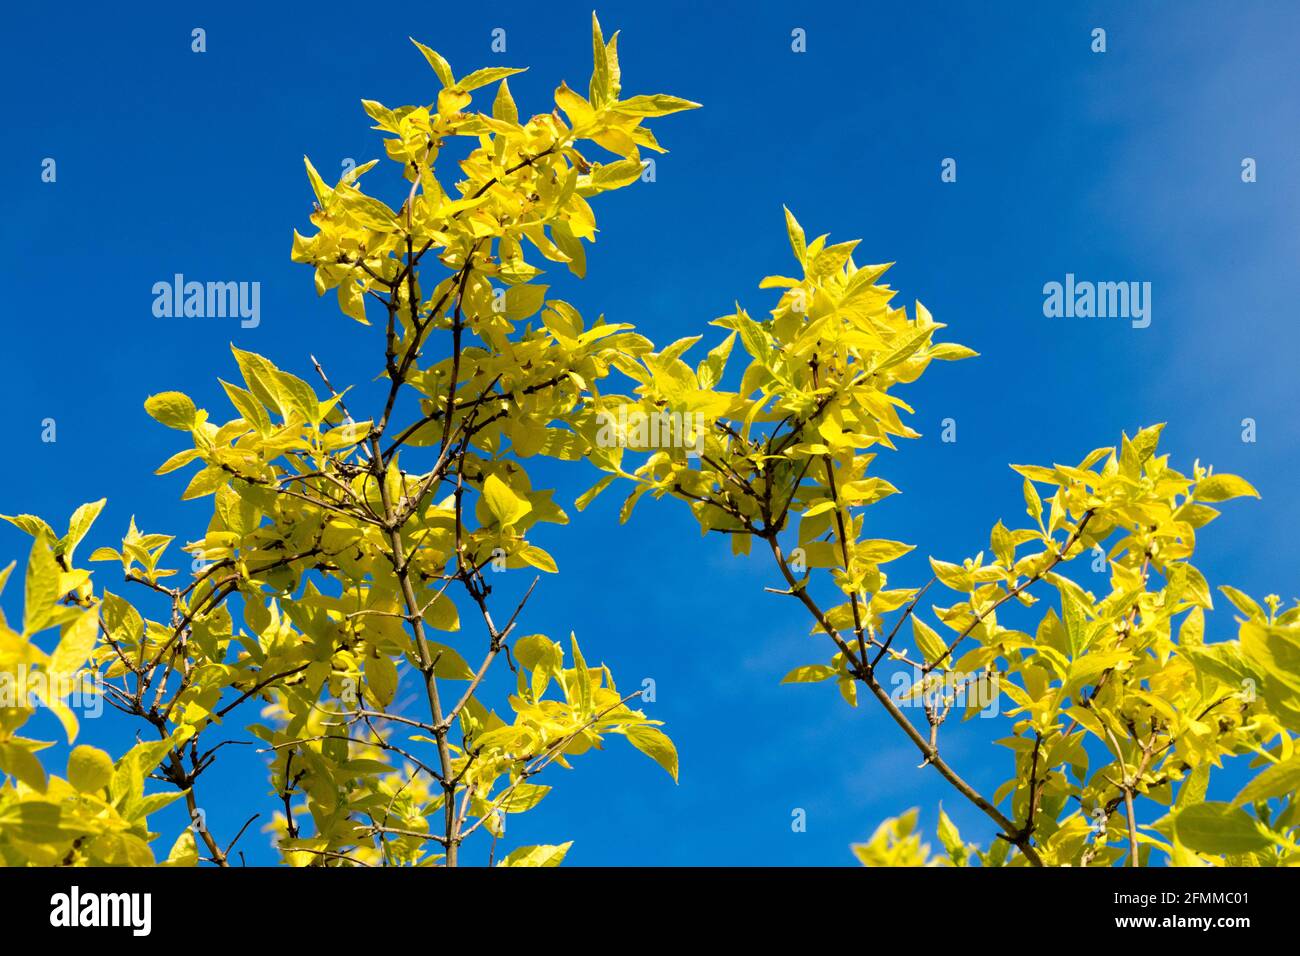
504,284,548,322
164,830,199,867
422,593,461,632
0,741,47,793
589,13,611,107
63,499,106,564
912,617,948,665
782,664,836,684
144,392,197,430
626,724,678,782
365,655,398,708
555,82,595,128
24,533,62,634
856,539,915,565
498,841,572,867
338,278,369,325
614,94,702,117
457,66,526,92
783,206,806,263
50,609,99,682
67,744,114,793
518,544,558,573
410,38,453,87
482,475,531,527
1194,473,1260,502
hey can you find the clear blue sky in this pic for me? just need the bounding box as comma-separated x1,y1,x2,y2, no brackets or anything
2,1,1297,865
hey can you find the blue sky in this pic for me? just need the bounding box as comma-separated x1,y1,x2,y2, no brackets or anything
2,1,1298,865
